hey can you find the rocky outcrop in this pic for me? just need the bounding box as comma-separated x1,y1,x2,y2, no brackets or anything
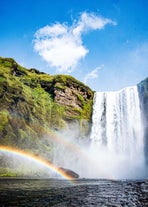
59,167,79,178
138,78,148,166
40,74,94,119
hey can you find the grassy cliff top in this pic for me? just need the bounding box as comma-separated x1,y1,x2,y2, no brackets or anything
0,57,92,93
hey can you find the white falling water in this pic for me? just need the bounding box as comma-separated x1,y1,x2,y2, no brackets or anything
53,86,146,179
89,86,146,179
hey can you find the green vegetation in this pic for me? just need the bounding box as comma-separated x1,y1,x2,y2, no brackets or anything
0,57,94,158
0,168,18,177
0,166,51,177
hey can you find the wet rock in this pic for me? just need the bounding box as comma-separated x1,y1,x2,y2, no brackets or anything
59,167,79,178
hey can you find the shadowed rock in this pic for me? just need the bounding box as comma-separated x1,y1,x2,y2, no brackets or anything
59,167,79,179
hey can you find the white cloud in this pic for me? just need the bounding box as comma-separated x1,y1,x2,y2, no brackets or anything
34,12,116,73
35,24,68,39
73,12,116,37
84,65,104,84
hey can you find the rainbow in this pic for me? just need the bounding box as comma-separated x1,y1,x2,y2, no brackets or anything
0,145,74,181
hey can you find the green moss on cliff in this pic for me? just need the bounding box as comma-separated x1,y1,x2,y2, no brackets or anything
0,57,94,155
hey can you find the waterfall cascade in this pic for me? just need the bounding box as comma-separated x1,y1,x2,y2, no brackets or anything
90,86,143,155
53,86,147,179
90,86,146,178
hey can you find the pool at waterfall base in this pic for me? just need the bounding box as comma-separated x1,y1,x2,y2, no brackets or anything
0,178,148,207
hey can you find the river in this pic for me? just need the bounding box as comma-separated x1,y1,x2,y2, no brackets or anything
0,178,147,206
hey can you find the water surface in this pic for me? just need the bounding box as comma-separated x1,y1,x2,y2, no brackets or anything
0,178,147,206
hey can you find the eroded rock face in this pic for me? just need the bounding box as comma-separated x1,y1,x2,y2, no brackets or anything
55,87,82,110
40,75,94,118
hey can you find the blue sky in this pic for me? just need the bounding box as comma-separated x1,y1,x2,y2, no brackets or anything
0,0,148,91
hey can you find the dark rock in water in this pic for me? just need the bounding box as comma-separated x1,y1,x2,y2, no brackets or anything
59,167,79,178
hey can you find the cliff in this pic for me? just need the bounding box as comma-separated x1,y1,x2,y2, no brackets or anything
138,77,148,165
0,57,94,157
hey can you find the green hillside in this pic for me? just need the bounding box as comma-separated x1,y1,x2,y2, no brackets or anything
0,57,94,158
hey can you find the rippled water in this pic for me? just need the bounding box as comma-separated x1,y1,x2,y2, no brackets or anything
0,178,148,206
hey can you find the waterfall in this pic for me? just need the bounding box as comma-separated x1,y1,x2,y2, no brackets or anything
53,86,147,179
89,86,146,179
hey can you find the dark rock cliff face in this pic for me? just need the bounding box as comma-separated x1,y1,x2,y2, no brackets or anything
138,78,148,166
0,57,94,157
